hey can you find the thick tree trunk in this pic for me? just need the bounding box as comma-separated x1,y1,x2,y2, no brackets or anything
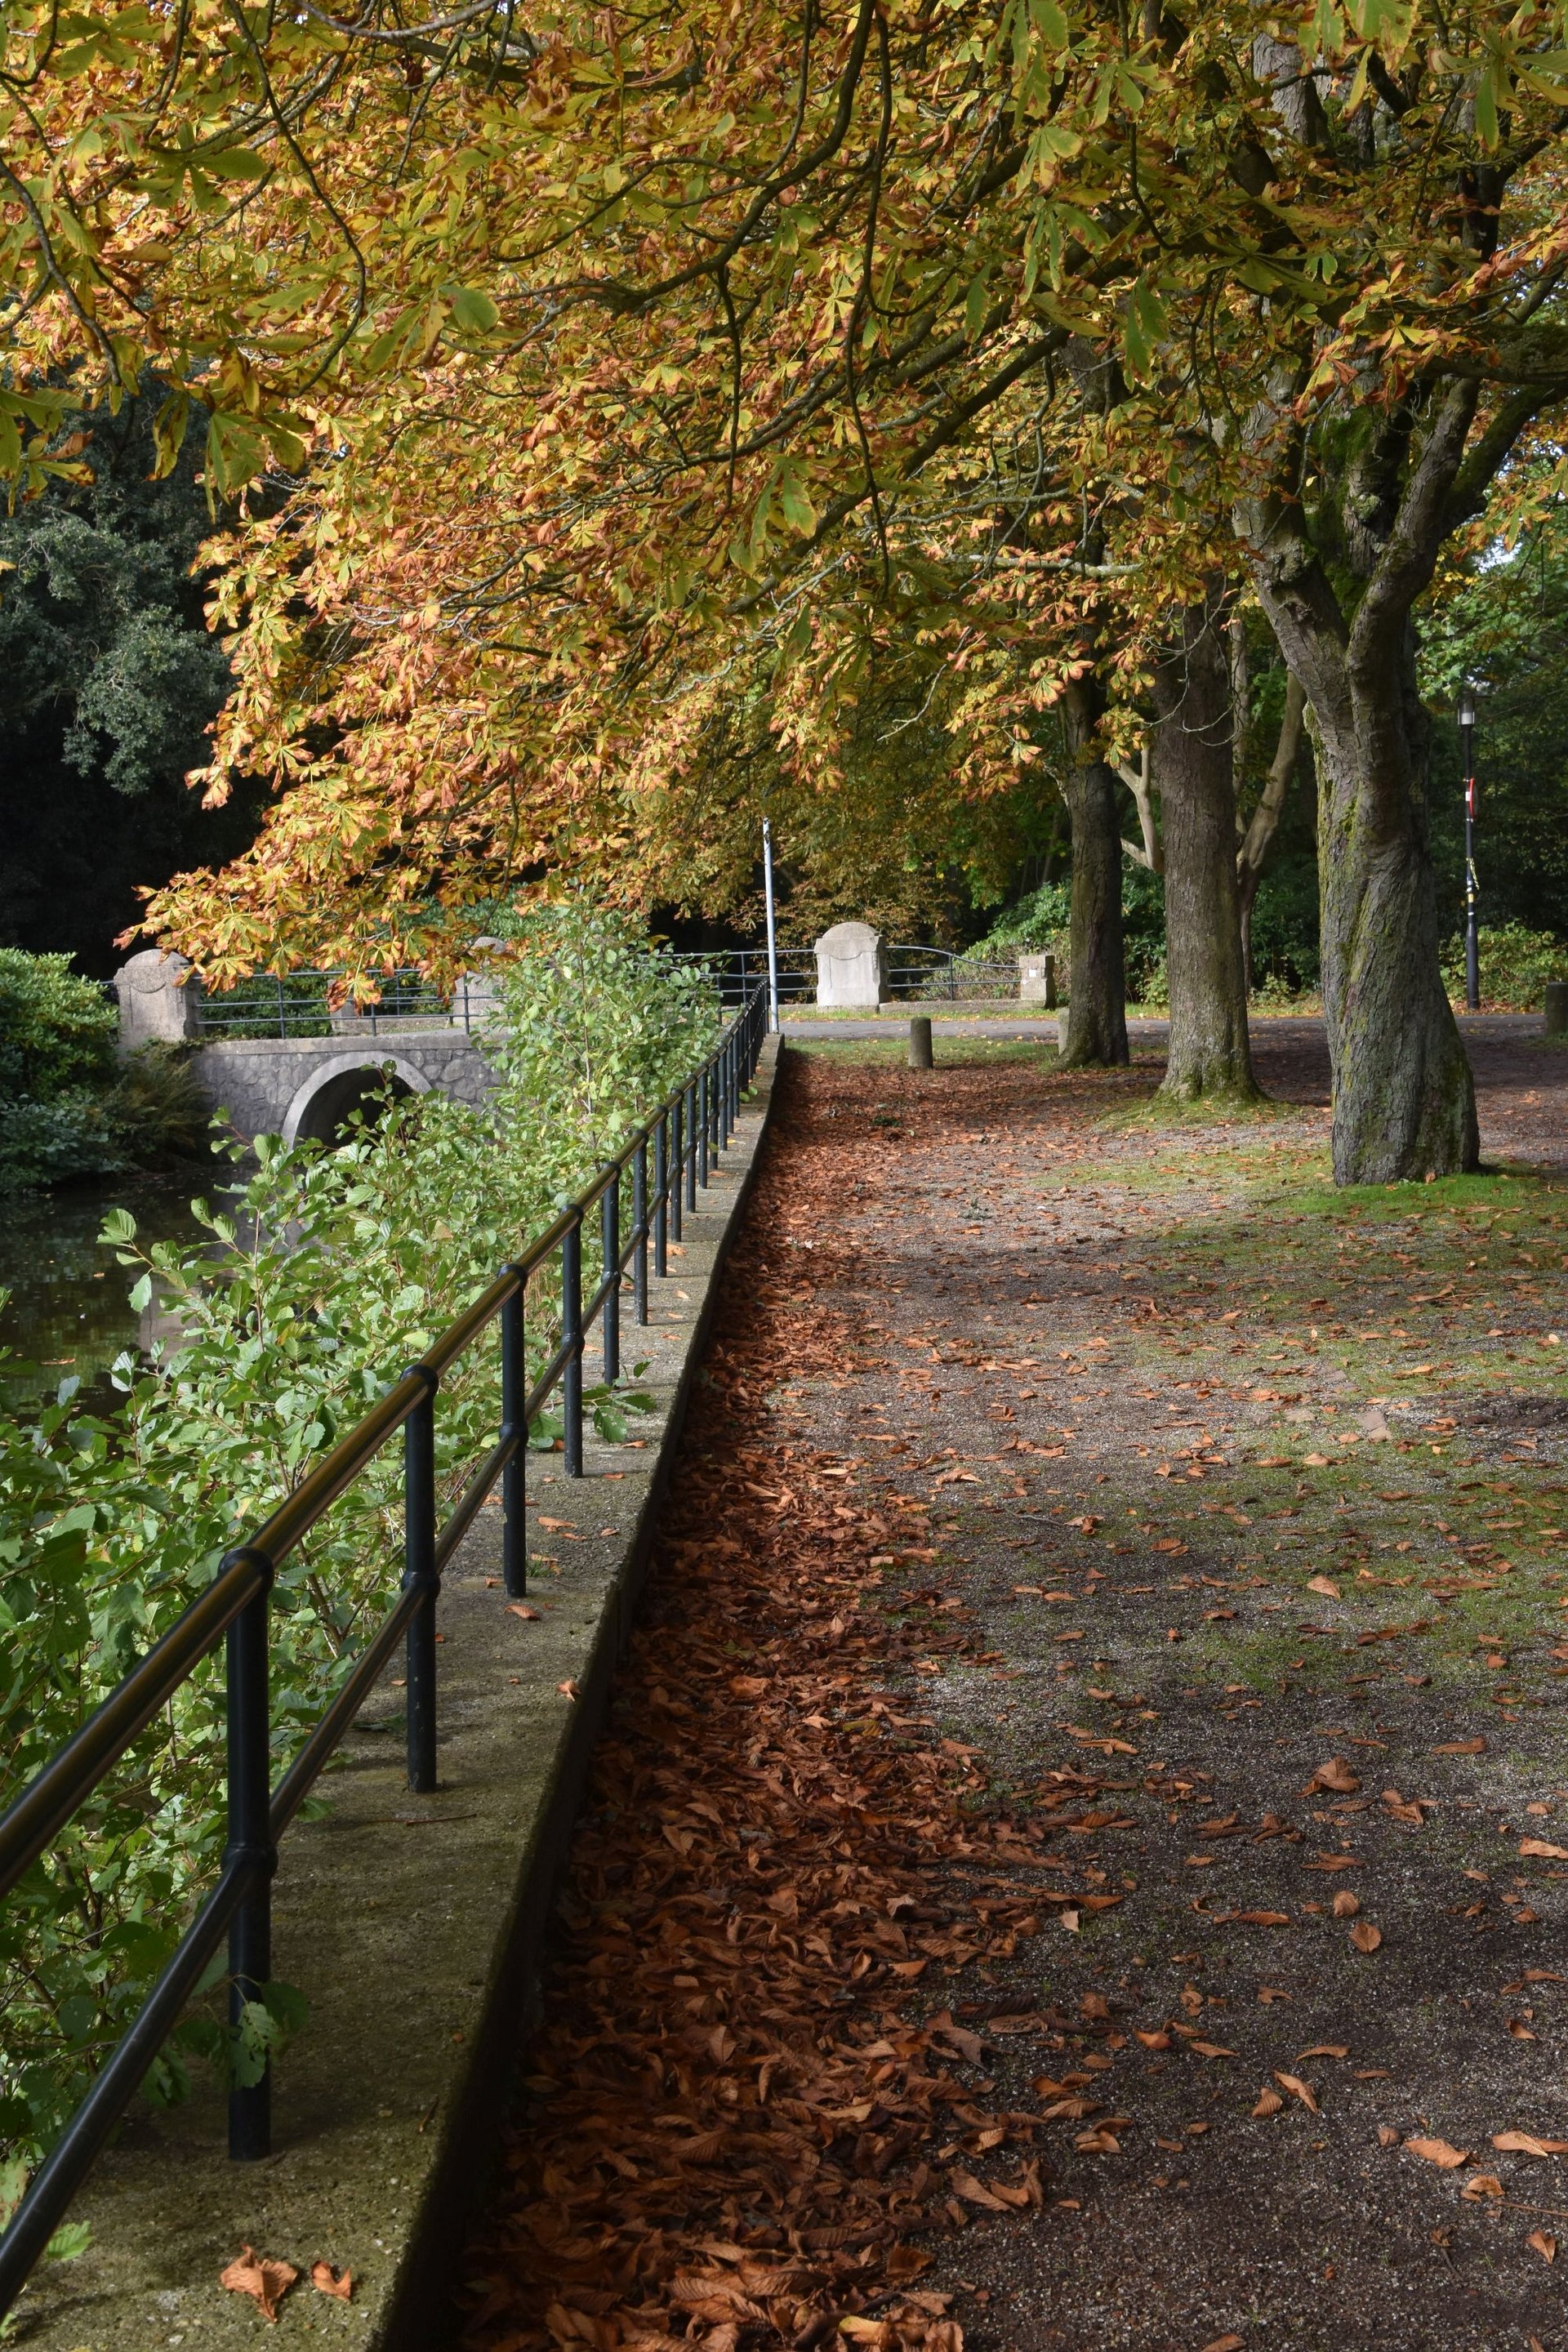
1236,379,1480,1182
1307,633,1478,1183
1058,690,1129,1066
1151,599,1258,1102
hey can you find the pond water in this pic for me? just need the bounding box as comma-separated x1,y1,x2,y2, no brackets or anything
0,1174,203,1414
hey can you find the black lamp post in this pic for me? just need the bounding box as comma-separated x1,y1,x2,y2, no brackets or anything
1459,686,1479,1013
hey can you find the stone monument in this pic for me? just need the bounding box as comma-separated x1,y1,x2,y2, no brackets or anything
813,922,886,1009
114,948,203,1048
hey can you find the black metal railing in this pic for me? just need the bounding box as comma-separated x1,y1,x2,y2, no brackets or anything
672,944,1019,1006
0,984,770,2321
194,969,497,1040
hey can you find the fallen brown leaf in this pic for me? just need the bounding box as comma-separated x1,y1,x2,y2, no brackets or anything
1406,2137,1469,2168
1432,1738,1487,1755
1519,1838,1568,1861
1252,2087,1284,2118
1462,2174,1503,2200
1200,2336,1245,2351
1274,2072,1319,2113
1331,1891,1361,1918
1493,2131,1568,2158
1349,1921,1383,1953
310,2261,353,2300
1306,1575,1341,1598
1528,2230,1557,2263
1306,1757,1361,1794
506,1602,540,1622
220,2247,297,2323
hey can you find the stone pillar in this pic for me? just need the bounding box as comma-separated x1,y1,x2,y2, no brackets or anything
455,937,506,1032
1018,951,1057,1007
1545,980,1568,1038
813,922,886,1009
114,949,203,1048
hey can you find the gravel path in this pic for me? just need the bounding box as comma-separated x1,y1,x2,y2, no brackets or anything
775,1028,1568,2350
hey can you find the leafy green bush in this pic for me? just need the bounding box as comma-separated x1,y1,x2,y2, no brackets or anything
974,877,1071,956
0,951,127,1192
1440,922,1568,1010
0,951,118,1101
0,908,716,2171
0,1096,126,1196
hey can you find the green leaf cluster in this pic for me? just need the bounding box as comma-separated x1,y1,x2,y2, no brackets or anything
0,916,714,2175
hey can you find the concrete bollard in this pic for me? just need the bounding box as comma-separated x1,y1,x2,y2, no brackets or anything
908,1016,933,1069
1545,981,1568,1038
1018,951,1057,1008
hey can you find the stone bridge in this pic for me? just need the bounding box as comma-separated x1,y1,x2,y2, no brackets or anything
114,951,498,1146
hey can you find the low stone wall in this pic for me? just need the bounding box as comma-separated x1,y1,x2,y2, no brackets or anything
11,1037,782,2352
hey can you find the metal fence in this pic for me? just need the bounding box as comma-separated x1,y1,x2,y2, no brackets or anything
0,985,769,2322
672,944,1020,1007
194,969,495,1040
195,947,1022,1038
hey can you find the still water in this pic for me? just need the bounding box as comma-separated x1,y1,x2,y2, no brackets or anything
0,1176,203,1414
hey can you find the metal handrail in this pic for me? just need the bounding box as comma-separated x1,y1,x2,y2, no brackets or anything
0,982,770,2320
671,943,1019,1006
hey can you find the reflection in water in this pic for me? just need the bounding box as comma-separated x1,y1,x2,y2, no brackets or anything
0,1175,203,1413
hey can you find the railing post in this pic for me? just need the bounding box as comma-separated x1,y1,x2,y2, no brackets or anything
601,1169,620,1383
501,1281,526,1599
684,1081,697,1213
634,1138,649,1321
562,1217,584,1476
698,1067,710,1188
403,1370,439,1793
670,1098,684,1243
653,1114,668,1276
225,1549,275,2162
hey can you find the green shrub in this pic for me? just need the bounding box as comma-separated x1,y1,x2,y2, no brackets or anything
0,1095,126,1195
0,907,716,2171
1440,922,1568,1010
0,951,127,1192
975,878,1071,956
0,951,118,1101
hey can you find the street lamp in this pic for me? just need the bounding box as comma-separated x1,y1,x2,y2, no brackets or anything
1459,687,1479,1013
761,817,780,1032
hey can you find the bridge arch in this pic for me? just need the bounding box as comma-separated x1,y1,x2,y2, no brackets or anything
281,1053,433,1148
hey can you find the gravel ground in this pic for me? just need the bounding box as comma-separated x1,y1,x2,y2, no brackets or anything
773,1020,1568,2352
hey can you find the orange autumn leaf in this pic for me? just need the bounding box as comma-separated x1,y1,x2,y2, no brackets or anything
220,2246,298,2323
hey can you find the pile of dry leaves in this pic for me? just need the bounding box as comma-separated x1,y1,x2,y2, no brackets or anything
455,1075,1094,2352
